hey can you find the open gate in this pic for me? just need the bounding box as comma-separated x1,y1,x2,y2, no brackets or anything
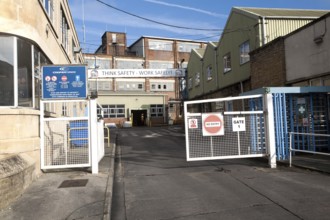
184,94,276,167
40,100,91,169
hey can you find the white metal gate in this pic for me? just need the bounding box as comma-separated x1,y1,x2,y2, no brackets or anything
40,100,91,169
184,95,270,162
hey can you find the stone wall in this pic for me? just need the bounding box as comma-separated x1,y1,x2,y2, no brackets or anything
0,108,40,210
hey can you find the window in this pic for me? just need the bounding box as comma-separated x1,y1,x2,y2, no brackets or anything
102,104,125,118
148,40,173,51
223,53,231,73
239,41,250,64
61,8,69,50
207,66,212,81
40,0,54,22
62,103,68,116
150,105,164,117
149,61,173,69
177,42,200,52
117,80,145,91
150,80,174,91
0,36,14,106
17,38,33,107
188,78,192,89
195,72,200,86
169,103,174,113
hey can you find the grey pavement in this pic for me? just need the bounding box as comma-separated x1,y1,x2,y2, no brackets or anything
0,140,116,220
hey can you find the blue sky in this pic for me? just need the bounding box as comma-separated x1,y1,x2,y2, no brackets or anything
69,0,330,53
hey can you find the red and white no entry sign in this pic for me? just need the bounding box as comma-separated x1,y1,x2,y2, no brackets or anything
202,113,224,136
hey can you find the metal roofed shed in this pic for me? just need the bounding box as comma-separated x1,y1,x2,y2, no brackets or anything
234,7,330,18
242,86,330,161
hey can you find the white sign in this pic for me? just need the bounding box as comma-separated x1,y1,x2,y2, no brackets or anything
88,68,185,78
202,113,224,136
232,117,246,132
188,119,198,129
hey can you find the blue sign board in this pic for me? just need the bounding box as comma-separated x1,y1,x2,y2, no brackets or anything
42,65,87,99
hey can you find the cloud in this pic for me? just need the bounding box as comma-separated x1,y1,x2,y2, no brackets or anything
144,0,227,18
70,0,220,35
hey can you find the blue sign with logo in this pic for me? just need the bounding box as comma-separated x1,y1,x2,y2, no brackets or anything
42,65,87,99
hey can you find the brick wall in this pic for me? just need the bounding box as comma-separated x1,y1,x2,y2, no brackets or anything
250,37,286,90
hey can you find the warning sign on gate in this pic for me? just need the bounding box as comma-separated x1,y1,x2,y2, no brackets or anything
202,113,224,136
188,119,198,129
232,117,246,132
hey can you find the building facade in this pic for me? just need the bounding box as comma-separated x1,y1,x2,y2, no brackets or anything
0,0,83,209
85,32,206,126
187,7,330,104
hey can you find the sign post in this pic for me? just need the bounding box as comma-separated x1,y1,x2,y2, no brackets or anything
202,113,224,157
202,113,224,136
232,117,246,155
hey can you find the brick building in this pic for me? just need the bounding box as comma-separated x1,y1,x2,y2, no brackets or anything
85,32,206,126
250,37,286,90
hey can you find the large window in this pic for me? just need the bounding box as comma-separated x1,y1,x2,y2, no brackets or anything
207,66,212,81
195,72,200,86
0,36,50,108
85,57,111,69
148,40,173,51
148,61,173,69
102,104,125,118
40,0,54,22
150,104,164,117
61,8,69,50
223,53,232,73
188,77,192,90
17,38,33,107
177,42,200,52
88,79,113,91
239,41,250,64
0,36,14,106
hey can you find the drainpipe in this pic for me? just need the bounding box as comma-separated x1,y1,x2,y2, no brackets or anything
214,47,219,89
261,16,267,46
201,58,204,96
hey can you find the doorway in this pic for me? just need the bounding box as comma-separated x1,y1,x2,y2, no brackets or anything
131,109,147,126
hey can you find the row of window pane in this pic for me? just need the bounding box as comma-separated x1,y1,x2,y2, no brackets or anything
150,82,174,91
148,40,173,51
150,104,164,117
101,105,125,118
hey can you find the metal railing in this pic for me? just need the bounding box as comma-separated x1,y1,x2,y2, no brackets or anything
289,132,330,167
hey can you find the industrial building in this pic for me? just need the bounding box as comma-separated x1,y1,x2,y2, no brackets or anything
84,31,207,126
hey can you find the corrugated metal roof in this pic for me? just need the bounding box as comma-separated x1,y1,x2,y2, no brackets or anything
235,7,330,18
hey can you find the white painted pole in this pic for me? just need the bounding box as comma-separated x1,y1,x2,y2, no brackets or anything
40,100,45,170
210,137,214,157
237,132,241,155
265,93,277,168
289,132,292,168
90,98,99,174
